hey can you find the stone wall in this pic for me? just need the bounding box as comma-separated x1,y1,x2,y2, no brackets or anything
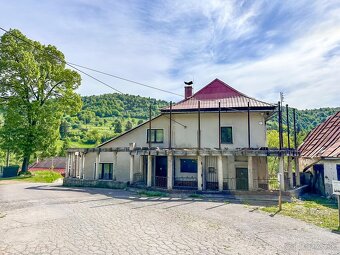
63,178,127,189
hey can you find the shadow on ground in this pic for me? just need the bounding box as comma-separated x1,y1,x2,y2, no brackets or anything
25,184,281,208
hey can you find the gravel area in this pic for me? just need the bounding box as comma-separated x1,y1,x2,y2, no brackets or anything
0,183,340,255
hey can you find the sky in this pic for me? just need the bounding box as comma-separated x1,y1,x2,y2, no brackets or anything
0,0,340,109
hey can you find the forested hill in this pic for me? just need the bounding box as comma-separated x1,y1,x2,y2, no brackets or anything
82,93,169,119
61,93,339,148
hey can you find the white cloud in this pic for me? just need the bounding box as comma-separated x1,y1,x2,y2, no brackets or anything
0,0,339,109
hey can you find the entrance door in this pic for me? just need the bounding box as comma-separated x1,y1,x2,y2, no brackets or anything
313,164,325,195
155,156,167,187
236,168,249,190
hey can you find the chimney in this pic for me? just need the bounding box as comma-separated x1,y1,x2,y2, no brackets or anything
185,85,193,99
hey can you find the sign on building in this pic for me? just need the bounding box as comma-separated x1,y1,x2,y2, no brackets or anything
332,180,340,195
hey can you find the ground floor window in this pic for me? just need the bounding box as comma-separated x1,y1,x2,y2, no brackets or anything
180,159,197,173
96,163,113,180
337,164,340,181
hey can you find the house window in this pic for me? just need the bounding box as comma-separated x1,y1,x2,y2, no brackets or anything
180,159,197,173
221,127,233,144
96,163,113,180
147,129,164,143
337,165,340,181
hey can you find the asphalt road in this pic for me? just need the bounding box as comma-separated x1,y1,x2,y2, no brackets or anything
0,182,339,255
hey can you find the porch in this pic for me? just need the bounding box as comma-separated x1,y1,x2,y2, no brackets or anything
65,147,299,192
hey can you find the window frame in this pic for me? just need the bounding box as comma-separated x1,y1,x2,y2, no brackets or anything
146,129,164,143
220,126,233,144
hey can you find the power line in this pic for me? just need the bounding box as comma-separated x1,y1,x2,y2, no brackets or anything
0,26,183,97
68,62,184,97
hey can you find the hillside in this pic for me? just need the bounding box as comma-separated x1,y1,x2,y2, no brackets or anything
61,93,339,149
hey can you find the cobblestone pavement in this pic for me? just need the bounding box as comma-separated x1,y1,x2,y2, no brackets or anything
0,183,340,255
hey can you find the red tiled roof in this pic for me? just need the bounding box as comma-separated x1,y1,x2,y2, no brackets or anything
162,79,274,112
299,111,340,158
29,157,66,170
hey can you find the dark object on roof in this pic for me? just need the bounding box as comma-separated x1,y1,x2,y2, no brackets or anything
184,81,193,85
299,111,340,158
162,78,275,112
29,157,66,170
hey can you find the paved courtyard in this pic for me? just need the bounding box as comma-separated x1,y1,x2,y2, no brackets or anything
0,183,340,255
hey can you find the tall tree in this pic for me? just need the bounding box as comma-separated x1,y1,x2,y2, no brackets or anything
0,29,82,172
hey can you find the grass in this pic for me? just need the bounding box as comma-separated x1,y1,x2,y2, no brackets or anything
188,193,204,199
138,190,168,197
0,170,63,183
261,197,339,230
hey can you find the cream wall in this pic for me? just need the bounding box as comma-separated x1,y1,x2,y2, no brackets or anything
101,111,267,149
82,111,268,181
321,159,340,196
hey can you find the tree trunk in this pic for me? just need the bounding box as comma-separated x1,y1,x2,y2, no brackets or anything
21,155,30,173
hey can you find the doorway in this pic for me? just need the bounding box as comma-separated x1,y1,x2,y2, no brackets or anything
155,156,167,188
236,168,249,190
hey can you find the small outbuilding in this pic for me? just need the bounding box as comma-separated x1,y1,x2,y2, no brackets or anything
29,157,66,176
299,111,340,196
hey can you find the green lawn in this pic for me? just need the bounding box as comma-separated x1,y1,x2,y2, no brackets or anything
0,170,63,183
261,197,339,230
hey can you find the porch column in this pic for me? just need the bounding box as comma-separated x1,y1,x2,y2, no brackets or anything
81,152,86,179
167,153,173,190
65,152,70,178
295,157,300,186
248,156,254,191
287,156,293,188
129,154,135,184
227,155,236,190
71,153,75,177
139,155,144,174
147,155,152,187
217,155,223,192
112,152,117,181
197,155,203,191
95,151,100,180
279,156,285,191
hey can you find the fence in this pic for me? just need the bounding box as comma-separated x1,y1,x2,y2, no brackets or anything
174,176,197,189
155,176,167,188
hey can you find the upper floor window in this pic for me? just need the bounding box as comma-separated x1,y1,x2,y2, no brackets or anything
147,129,164,143
221,127,233,144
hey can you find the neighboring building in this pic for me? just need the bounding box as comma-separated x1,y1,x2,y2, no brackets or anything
29,157,66,176
66,79,297,191
299,111,340,196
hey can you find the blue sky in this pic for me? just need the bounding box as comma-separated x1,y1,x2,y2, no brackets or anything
0,0,340,109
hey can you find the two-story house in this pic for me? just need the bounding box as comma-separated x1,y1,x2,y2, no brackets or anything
65,79,295,191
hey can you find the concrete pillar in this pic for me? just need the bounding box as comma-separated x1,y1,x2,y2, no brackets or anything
227,155,236,190
71,153,75,177
248,156,254,191
112,152,117,181
81,152,85,179
197,155,203,191
139,155,144,174
95,151,100,180
287,156,293,188
65,152,70,178
295,157,300,186
129,154,135,184
147,155,152,187
167,154,173,190
279,156,285,191
217,155,223,192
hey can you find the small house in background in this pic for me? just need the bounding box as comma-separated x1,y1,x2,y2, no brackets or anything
299,111,340,196
29,157,66,176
